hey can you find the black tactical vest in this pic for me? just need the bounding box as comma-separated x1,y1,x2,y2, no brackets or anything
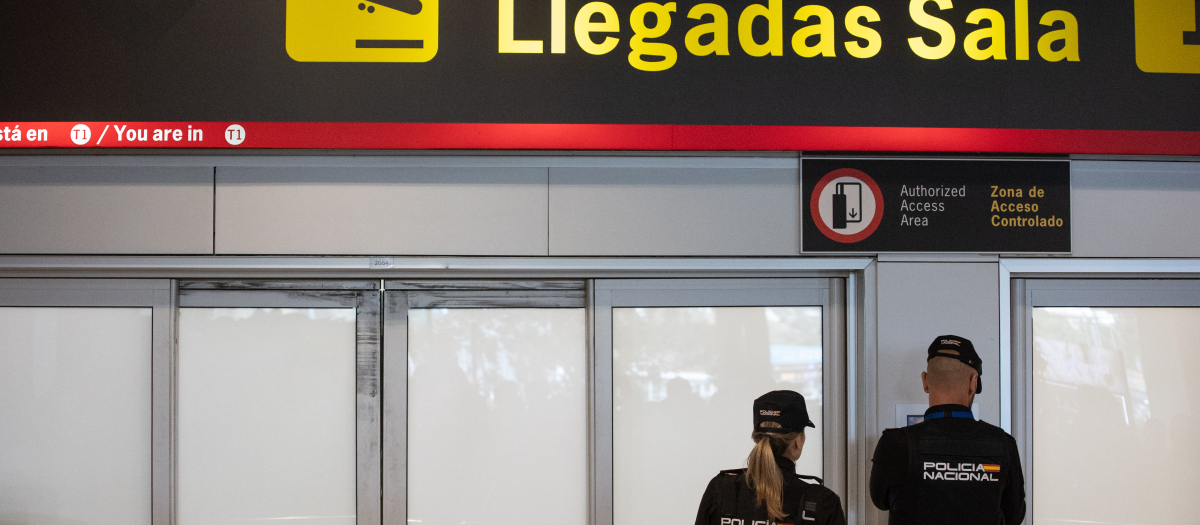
713,469,824,525
891,416,1013,525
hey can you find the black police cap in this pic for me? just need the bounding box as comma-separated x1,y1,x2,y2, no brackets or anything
927,334,983,394
753,390,815,434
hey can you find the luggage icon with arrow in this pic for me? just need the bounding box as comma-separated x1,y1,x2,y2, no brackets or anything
1135,0,1200,73
832,182,863,230
287,0,438,62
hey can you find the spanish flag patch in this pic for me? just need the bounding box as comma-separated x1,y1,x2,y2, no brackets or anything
982,464,1001,473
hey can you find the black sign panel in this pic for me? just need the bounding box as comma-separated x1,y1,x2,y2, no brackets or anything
0,0,1196,133
801,159,1070,253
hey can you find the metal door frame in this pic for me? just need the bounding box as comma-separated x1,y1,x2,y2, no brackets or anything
0,279,175,525
591,277,850,525
380,280,588,525
178,280,383,525
1009,276,1200,525
1000,259,1200,523
0,258,875,525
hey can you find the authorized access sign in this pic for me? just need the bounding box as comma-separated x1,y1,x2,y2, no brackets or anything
802,159,1070,253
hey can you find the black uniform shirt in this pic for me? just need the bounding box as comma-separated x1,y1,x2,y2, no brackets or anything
695,455,846,525
870,404,1026,525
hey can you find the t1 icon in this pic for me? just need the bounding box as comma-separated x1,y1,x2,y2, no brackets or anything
832,182,863,229
70,124,92,146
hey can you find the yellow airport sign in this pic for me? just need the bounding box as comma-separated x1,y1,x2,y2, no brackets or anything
287,0,438,63
1135,0,1200,73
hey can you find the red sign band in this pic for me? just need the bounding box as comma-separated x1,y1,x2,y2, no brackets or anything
0,122,1197,155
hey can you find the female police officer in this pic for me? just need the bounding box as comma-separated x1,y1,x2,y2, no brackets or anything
694,390,846,525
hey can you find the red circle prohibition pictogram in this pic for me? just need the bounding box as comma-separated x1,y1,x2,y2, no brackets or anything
811,168,885,243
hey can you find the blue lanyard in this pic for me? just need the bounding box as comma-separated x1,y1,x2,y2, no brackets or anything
925,411,974,420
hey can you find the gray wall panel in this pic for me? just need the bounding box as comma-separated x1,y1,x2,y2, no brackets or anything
0,166,213,254
215,167,548,255
876,262,1000,434
1073,160,1200,257
549,167,800,256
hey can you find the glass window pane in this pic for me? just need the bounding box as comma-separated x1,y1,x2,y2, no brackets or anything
178,308,357,525
407,308,588,525
1033,307,1200,525
0,307,152,525
613,307,823,525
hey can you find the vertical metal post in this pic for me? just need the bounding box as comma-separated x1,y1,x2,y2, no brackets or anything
382,291,409,525
825,277,849,501
152,280,177,525
999,262,1013,434
591,284,614,525
358,291,383,525
844,273,860,525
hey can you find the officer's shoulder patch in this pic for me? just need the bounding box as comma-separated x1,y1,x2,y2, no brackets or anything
720,468,746,476
797,482,842,508
796,474,824,485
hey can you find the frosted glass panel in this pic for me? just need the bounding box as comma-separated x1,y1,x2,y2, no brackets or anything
1033,307,1200,525
613,307,823,525
408,308,588,525
0,307,152,525
178,308,357,525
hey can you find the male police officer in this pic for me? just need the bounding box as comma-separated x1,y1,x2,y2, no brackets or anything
869,336,1025,525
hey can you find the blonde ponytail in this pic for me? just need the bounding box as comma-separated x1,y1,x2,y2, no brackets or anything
745,422,803,522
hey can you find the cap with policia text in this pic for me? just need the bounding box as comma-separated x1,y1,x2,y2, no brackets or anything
753,390,815,434
928,335,983,393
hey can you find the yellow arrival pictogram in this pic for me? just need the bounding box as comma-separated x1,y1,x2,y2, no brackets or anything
287,0,438,63
1135,0,1200,73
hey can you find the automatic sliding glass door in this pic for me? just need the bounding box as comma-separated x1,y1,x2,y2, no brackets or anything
1015,279,1200,525
594,278,846,525
383,281,589,525
177,282,381,525
0,279,171,525
0,276,851,525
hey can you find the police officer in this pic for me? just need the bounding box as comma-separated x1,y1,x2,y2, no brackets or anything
695,390,846,525
870,335,1026,525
